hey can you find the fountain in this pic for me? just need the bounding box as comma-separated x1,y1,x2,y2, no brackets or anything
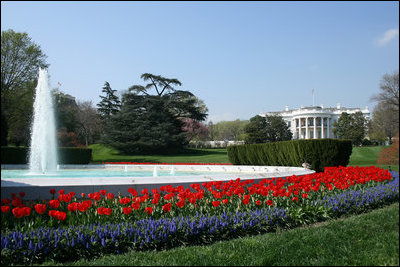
28,68,58,173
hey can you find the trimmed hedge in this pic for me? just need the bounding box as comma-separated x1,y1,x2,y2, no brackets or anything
1,147,92,164
227,139,352,172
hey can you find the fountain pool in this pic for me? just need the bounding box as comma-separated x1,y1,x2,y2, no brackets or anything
1,164,314,200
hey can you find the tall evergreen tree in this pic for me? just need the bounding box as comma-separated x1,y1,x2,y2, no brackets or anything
103,74,207,153
97,82,121,119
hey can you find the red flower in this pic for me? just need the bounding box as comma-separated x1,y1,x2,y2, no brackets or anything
11,198,22,207
256,200,262,206
49,199,60,209
56,211,67,221
145,206,153,215
266,199,273,206
34,204,46,214
128,187,138,196
97,207,105,215
70,191,76,197
119,197,131,205
122,207,132,215
222,199,229,205
21,207,32,216
67,202,78,212
151,198,159,205
62,194,72,203
59,189,65,195
81,193,85,198
12,207,24,218
100,189,107,196
242,198,250,205
49,189,56,195
107,193,114,200
212,200,220,207
292,197,299,202
19,192,25,198
131,201,140,210
141,188,148,195
2,198,10,205
162,203,172,212
176,200,185,208
1,206,11,213
302,193,308,199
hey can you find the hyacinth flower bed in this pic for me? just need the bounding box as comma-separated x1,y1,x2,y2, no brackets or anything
1,166,399,265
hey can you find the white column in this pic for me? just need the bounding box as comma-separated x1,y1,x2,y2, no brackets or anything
321,117,324,139
327,118,330,138
313,117,317,139
305,117,308,139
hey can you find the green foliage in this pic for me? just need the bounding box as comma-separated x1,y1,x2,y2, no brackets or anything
207,119,249,141
0,146,29,164
103,74,207,154
103,94,187,154
332,112,367,146
227,139,353,172
53,89,79,133
57,147,92,164
96,81,121,120
1,29,48,146
244,115,292,144
1,147,92,164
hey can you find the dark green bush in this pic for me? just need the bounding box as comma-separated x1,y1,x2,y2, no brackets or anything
227,139,352,172
1,147,92,164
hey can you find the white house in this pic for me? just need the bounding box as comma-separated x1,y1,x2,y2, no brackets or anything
259,103,370,140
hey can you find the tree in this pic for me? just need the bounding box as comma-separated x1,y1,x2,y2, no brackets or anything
369,102,399,144
103,74,208,153
181,118,210,142
370,71,399,112
332,112,367,145
244,115,269,144
1,29,48,146
1,29,48,93
244,115,292,144
52,89,79,132
76,100,103,146
97,81,121,119
208,120,249,141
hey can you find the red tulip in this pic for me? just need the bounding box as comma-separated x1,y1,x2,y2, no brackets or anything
34,204,46,214
1,206,11,213
123,207,132,215
212,200,220,207
145,206,153,215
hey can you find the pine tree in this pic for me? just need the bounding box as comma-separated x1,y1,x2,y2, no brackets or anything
97,82,121,119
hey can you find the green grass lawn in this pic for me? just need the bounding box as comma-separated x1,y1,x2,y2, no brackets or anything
90,144,398,171
89,144,230,164
38,202,400,266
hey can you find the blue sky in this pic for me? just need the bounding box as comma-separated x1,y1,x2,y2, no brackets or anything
1,1,399,122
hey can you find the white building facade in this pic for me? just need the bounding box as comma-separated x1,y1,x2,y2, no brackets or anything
259,103,370,140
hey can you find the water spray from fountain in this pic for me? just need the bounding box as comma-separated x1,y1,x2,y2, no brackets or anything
28,68,58,173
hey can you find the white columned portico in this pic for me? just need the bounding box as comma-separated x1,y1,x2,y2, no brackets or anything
305,117,309,139
313,117,317,139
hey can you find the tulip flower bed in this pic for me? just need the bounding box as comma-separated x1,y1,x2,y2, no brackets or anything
1,166,399,265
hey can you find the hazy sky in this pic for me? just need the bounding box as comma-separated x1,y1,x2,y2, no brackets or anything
1,1,399,122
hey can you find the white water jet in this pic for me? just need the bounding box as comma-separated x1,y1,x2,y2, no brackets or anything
170,166,175,175
28,68,58,173
124,165,128,172
153,166,158,177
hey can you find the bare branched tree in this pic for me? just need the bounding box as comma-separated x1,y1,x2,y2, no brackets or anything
371,71,399,112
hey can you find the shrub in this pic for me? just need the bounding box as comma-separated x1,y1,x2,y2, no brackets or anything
227,139,352,172
1,147,92,164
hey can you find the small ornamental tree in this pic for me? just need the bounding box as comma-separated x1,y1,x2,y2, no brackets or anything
97,81,121,120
